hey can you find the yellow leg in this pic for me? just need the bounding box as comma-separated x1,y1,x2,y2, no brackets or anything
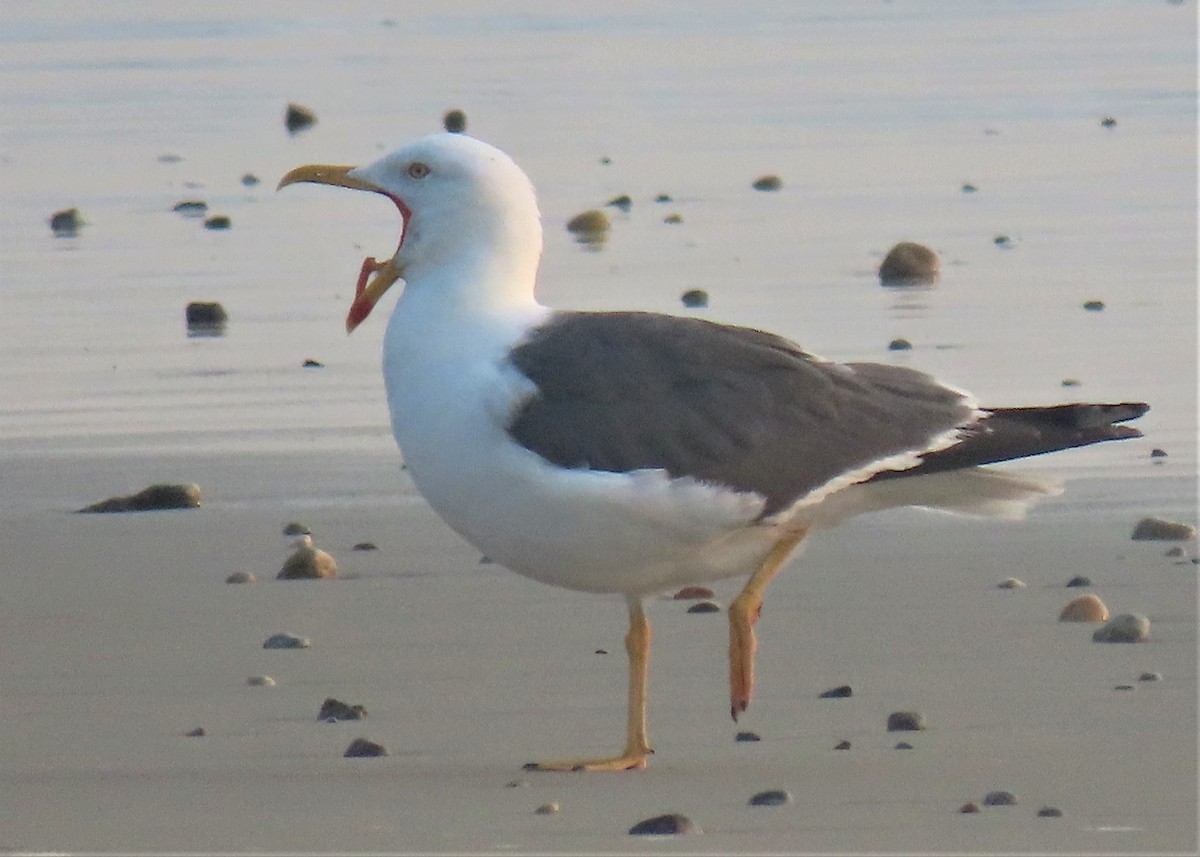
525,597,652,772
729,528,808,721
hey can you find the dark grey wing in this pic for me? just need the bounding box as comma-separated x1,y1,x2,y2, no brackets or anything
505,311,977,516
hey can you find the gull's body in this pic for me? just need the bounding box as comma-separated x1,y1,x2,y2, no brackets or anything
279,132,1147,771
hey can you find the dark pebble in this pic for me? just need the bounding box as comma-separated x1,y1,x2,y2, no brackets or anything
1150,448,1168,458
1082,299,1105,311
599,156,612,165
566,210,610,247
241,173,260,186
879,241,940,286
749,789,791,806
302,359,324,368
961,183,978,193
173,200,208,216
894,741,914,750
819,685,853,699
735,731,761,742
663,213,683,224
886,711,927,732
1037,806,1064,818
343,737,387,757
628,813,697,835
203,215,231,230
185,727,206,737
594,649,608,655
959,802,981,813
1138,671,1162,682
834,740,851,750
605,194,632,212
285,102,317,134
1092,613,1150,643
479,556,495,564
887,338,913,351
319,697,367,721
686,601,721,614
1100,116,1117,128
78,483,202,513
442,109,467,133
1114,684,1134,691
225,571,256,584
993,234,1012,247
1065,575,1092,588
680,289,709,308
673,585,715,600
1164,546,1183,557
49,207,83,235
1061,378,1081,387
186,301,228,334
1131,517,1196,541
983,790,1017,807
352,542,379,551
263,632,310,649
751,175,782,192
654,193,672,203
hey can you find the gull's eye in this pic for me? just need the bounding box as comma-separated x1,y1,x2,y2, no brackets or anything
407,162,431,179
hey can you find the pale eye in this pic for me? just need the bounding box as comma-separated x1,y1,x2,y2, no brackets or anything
407,162,431,179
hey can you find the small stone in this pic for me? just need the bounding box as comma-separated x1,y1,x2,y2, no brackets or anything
886,711,927,732
887,338,913,351
1082,299,1105,311
997,577,1026,589
894,741,914,750
157,153,184,163
319,698,367,721
663,213,683,224
263,632,310,649
49,207,83,235
599,156,612,165
302,358,324,368
751,175,782,192
78,483,202,513
680,289,709,308
566,209,610,246
594,649,607,655
605,194,632,212
241,173,260,187
1093,613,1150,643
203,215,231,230
834,740,851,750
442,109,467,133
879,242,940,286
1058,594,1109,623
654,193,672,203
285,102,317,134
282,522,309,536
352,542,379,551
959,801,981,814
735,730,761,742
278,535,339,580
673,585,715,600
186,301,228,333
1131,517,1196,541
185,727,206,737
534,802,560,815
343,737,388,757
172,200,208,217
247,675,276,687
1138,671,1162,682
628,813,697,835
1061,378,1082,387
1100,116,1117,128
993,234,1012,247
479,556,495,564
749,789,791,806
686,601,721,614
225,571,256,584
1150,448,1168,458
961,183,978,193
983,790,1017,807
1065,575,1092,588
1037,806,1064,818
1114,684,1134,691
819,685,853,699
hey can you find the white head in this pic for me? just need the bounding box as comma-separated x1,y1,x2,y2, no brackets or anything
278,133,544,330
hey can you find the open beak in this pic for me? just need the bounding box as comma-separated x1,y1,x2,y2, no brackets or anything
277,164,408,333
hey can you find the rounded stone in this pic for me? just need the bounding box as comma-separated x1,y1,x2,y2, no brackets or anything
186,301,228,330
1150,448,1168,458
203,215,231,230
172,200,208,216
1037,806,1064,818
1100,116,1117,127
241,173,260,187
654,193,673,203
997,577,1026,589
680,289,709,308
663,213,683,224
993,234,1012,248
628,813,697,835
185,727,206,737
565,210,610,244
819,685,853,699
343,737,388,757
959,801,981,814
887,338,913,351
319,698,367,721
1093,614,1150,643
352,541,379,551
78,483,203,513
834,740,851,750
534,802,560,815
605,194,632,212
263,632,310,649
49,207,83,235
224,571,256,584
961,183,978,193
735,730,761,743
285,102,317,134
886,711,927,732
983,790,1017,807
247,675,276,687
894,741,914,750
1131,517,1196,541
278,535,339,580
442,109,467,133
748,789,791,806
1058,594,1109,623
673,585,715,600
751,175,782,192
1138,671,1162,682
686,601,721,614
1065,575,1093,588
879,241,940,286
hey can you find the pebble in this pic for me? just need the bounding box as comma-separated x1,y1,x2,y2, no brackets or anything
983,790,1017,807
343,737,388,757
1114,684,1134,691
186,301,228,333
1138,671,1162,682
894,741,914,750
442,109,467,133
959,802,981,814
748,789,791,806
878,241,940,286
49,207,83,235
886,711,927,732
1164,546,1183,558
185,727,206,737
605,194,632,212
157,153,183,163
203,215,231,230
654,193,673,203
993,234,1012,248
680,289,709,308
224,571,256,584
628,813,698,835
673,585,715,600
1100,116,1117,128
1037,806,1064,818
534,802,560,815
1131,517,1196,541
819,685,853,699
319,698,367,721
595,649,607,655
241,173,260,187
751,174,782,192
663,213,684,224
834,740,851,750
172,200,208,216
352,541,379,551
302,359,324,368
285,102,317,134
1082,299,1105,311
247,675,276,687
78,483,202,513
1061,378,1081,387
961,183,978,193
1150,448,1168,458
1065,575,1093,588
686,601,721,614
1058,594,1109,623
887,338,913,351
263,632,310,649
278,535,339,580
735,731,761,742
565,209,610,246
1093,613,1150,643
997,577,1026,589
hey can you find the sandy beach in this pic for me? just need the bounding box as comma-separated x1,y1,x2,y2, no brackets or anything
1,2,1196,854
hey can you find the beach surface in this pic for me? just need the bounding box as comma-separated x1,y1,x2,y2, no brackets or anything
1,2,1196,853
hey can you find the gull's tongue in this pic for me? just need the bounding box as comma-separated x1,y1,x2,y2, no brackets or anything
346,255,401,332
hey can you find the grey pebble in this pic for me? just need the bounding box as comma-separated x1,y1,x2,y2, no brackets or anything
894,741,914,750
886,711,927,732
343,737,388,757
1138,671,1162,682
1037,806,1064,818
834,740,851,750
735,730,761,742
628,813,698,835
263,632,310,649
687,601,721,614
819,684,853,699
1093,613,1150,643
1065,575,1092,587
1132,517,1196,541
983,790,1017,807
748,789,791,806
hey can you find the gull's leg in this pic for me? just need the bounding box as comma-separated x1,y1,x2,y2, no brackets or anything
526,596,652,772
729,528,809,721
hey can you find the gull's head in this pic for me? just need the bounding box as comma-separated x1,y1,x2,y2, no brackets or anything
278,132,543,332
